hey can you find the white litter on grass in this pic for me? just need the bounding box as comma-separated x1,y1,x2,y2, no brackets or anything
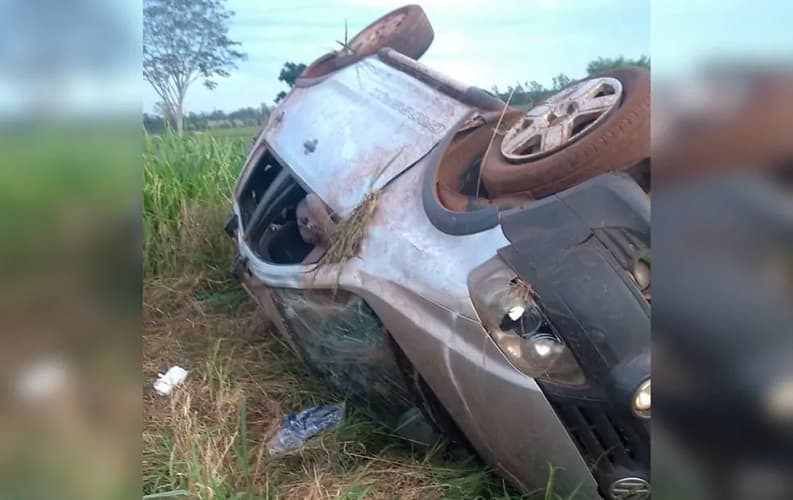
154,366,188,395
15,356,71,401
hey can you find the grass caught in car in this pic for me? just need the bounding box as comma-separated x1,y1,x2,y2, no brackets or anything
317,190,380,268
316,148,401,269
143,131,540,499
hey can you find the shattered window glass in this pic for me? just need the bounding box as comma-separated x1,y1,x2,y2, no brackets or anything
270,288,415,428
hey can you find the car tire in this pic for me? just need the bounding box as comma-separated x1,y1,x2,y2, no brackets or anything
299,4,434,80
481,66,650,198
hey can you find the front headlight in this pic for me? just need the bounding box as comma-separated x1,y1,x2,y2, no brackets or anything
469,257,586,386
633,378,651,418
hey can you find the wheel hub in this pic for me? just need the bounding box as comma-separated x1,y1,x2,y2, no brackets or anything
500,77,624,161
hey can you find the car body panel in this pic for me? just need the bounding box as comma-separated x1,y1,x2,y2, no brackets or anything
235,145,511,321
263,56,473,216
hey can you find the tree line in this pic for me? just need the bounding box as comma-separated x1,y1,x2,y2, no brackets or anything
143,55,649,133
490,56,650,106
143,104,270,134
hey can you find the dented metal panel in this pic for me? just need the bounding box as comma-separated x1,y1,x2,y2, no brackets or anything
264,55,474,215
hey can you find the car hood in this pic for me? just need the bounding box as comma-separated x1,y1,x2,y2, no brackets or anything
264,55,473,216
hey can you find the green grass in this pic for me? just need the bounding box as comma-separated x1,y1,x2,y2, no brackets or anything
0,124,139,275
143,131,558,499
143,131,248,278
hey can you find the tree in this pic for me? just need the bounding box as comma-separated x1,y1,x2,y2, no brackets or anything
260,103,270,124
153,101,175,131
143,105,270,133
143,113,167,133
528,81,546,94
143,0,246,135
586,55,650,75
552,73,572,90
275,62,307,102
487,56,650,111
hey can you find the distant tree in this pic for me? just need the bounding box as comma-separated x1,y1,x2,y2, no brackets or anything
260,103,270,124
143,0,246,135
586,55,650,75
155,101,173,123
275,62,307,102
143,103,271,133
487,56,650,112
143,113,166,133
527,81,546,94
552,73,572,90
278,62,307,87
492,80,553,108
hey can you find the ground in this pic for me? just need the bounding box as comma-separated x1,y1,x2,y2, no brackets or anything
142,128,546,499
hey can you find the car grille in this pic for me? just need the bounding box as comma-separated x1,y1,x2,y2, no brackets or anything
551,402,649,477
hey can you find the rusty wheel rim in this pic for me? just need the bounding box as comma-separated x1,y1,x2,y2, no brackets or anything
350,12,407,53
500,77,623,162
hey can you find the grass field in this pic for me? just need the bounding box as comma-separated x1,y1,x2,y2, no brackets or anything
143,129,550,499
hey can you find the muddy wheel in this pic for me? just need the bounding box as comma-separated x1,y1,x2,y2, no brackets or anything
347,4,433,60
299,4,433,79
481,66,650,198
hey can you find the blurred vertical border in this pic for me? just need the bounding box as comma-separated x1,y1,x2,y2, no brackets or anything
0,1,142,498
652,1,793,499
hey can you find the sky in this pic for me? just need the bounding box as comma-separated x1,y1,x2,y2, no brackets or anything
142,0,651,114
1,1,790,118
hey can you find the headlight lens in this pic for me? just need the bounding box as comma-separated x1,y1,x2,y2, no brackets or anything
633,378,651,418
469,259,586,386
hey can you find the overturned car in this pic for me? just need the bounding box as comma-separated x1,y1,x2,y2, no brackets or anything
225,5,650,499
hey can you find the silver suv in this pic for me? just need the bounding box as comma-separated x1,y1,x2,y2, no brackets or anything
225,5,650,499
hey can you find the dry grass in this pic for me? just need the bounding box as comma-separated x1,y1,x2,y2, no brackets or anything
317,191,380,267
142,275,525,499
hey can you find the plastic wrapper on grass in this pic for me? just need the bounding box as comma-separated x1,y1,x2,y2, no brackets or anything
267,402,346,455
